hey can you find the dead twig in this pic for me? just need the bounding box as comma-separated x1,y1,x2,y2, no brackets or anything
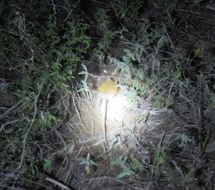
45,177,72,190
16,82,43,171
0,99,24,120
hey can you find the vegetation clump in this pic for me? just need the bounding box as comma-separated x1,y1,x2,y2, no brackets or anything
1,0,215,189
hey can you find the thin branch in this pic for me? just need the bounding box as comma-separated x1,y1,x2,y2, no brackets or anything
0,99,24,120
45,177,72,190
16,83,43,171
0,119,20,132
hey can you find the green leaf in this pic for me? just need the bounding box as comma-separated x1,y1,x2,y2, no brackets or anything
131,157,145,173
43,159,52,171
117,170,131,179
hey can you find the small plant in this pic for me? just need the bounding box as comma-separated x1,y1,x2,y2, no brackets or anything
95,9,120,52
111,156,134,179
175,133,192,147
43,159,53,172
112,0,145,29
129,154,145,173
111,154,145,179
153,146,166,178
78,64,92,93
181,165,196,184
79,153,97,175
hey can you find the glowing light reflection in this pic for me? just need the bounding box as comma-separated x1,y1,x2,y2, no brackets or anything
106,94,130,122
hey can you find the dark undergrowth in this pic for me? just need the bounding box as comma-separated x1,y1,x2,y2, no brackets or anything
0,0,215,189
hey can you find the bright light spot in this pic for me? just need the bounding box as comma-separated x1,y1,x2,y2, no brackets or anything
91,89,135,138
106,94,130,122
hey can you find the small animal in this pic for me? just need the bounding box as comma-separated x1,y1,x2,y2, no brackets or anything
97,78,119,94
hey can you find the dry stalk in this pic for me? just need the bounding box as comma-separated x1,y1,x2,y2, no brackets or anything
45,177,72,190
16,82,43,171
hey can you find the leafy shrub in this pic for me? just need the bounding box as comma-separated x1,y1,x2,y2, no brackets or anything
0,0,91,181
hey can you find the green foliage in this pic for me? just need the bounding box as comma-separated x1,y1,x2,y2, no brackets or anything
175,133,192,147
155,147,166,166
95,9,111,32
155,0,204,10
181,165,196,184
105,15,183,108
1,0,213,189
110,48,148,97
95,9,119,52
130,155,145,173
0,0,90,181
110,37,181,108
111,155,145,179
111,156,134,179
24,162,39,178
147,63,181,108
112,0,145,29
43,159,53,171
153,146,166,177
